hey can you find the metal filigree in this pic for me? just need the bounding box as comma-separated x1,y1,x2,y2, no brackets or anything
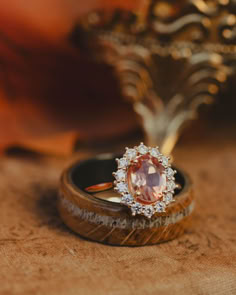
81,0,236,154
86,0,236,44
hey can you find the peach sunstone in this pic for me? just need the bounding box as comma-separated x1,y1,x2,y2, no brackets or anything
114,143,177,218
127,154,167,205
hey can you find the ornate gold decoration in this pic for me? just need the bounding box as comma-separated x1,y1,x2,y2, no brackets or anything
81,0,236,155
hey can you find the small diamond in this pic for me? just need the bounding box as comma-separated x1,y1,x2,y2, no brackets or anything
116,182,128,193
125,148,137,160
167,181,176,191
118,158,128,169
114,169,126,181
121,194,133,205
131,203,143,216
150,148,160,158
143,206,154,219
154,201,166,213
164,192,173,204
166,167,174,178
138,144,148,155
161,156,169,167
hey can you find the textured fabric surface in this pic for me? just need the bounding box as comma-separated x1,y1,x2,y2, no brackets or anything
0,131,236,295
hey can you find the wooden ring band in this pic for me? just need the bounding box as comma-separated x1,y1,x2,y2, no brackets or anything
58,154,194,246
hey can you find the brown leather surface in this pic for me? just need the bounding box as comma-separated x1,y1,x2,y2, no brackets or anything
0,128,236,295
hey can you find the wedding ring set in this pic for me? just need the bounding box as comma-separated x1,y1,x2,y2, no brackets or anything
58,143,194,246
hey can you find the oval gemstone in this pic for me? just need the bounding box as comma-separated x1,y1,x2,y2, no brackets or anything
127,154,166,205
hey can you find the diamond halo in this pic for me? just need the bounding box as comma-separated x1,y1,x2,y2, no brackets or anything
113,143,177,219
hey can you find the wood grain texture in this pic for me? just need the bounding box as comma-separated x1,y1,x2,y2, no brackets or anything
0,131,236,294
58,162,194,246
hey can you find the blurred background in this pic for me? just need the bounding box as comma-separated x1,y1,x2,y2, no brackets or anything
0,0,235,157
0,3,236,293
